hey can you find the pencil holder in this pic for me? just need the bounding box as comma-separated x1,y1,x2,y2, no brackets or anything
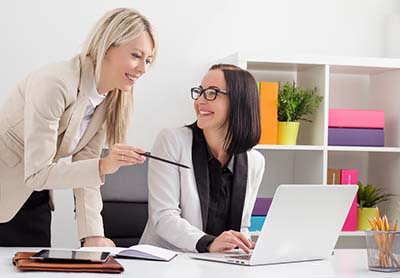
365,230,400,272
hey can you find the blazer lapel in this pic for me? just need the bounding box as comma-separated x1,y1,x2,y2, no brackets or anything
229,152,248,231
57,104,75,136
55,56,94,159
191,125,210,230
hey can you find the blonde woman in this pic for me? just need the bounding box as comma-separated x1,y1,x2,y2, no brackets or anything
0,8,157,247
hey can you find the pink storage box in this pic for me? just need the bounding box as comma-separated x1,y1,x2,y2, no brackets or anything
341,169,358,231
341,169,358,185
329,109,384,129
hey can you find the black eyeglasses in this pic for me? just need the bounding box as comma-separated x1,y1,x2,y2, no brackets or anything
190,86,228,101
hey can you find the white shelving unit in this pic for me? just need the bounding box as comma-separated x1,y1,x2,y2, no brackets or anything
220,53,400,241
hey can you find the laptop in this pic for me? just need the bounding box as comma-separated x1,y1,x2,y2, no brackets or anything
190,184,358,266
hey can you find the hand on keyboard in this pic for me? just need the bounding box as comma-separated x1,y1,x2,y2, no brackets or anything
207,230,252,254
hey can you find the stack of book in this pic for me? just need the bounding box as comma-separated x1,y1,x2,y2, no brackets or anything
249,197,273,232
328,109,384,147
327,168,358,231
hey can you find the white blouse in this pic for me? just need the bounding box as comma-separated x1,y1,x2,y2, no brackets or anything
69,82,107,153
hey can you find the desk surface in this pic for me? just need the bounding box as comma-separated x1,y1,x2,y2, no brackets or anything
1,248,398,277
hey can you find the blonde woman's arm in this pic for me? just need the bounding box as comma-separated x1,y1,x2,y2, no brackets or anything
70,123,112,246
72,124,145,246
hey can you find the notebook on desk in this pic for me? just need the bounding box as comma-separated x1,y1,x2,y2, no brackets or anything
191,184,358,266
80,244,177,262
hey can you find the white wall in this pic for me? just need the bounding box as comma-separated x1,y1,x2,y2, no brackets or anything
238,0,400,58
1,0,399,247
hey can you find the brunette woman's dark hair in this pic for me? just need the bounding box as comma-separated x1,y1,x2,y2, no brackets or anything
208,64,261,155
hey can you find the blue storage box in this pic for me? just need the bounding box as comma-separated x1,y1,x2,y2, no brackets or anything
249,216,266,231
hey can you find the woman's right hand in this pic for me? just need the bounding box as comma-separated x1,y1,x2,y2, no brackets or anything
99,143,146,176
207,230,253,253
83,236,116,247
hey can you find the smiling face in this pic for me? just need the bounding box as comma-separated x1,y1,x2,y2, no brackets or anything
99,31,154,93
194,69,230,133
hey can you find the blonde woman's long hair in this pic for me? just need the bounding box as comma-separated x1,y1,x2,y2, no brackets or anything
81,8,157,146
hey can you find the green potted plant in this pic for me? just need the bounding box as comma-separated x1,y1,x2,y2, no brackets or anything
277,81,323,145
357,181,393,230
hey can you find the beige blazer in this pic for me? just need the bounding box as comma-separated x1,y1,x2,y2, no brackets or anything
0,55,107,239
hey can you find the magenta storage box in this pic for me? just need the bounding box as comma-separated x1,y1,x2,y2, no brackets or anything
329,109,384,129
340,169,358,231
341,169,357,184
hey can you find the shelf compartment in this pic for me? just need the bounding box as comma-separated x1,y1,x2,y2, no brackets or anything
256,149,323,197
329,65,400,148
328,151,400,220
248,63,326,146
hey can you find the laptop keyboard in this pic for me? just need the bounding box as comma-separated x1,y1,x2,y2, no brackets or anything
227,254,252,261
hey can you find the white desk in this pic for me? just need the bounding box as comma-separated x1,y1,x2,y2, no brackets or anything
1,248,398,277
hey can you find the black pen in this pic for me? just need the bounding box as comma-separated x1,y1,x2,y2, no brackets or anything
140,152,190,169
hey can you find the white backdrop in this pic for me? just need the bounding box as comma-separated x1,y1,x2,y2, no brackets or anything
0,0,399,247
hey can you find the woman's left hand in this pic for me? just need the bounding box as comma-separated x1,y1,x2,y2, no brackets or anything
83,236,116,247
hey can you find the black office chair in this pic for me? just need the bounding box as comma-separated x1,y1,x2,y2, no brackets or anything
100,150,149,247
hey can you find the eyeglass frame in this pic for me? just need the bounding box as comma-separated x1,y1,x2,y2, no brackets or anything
190,86,228,101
